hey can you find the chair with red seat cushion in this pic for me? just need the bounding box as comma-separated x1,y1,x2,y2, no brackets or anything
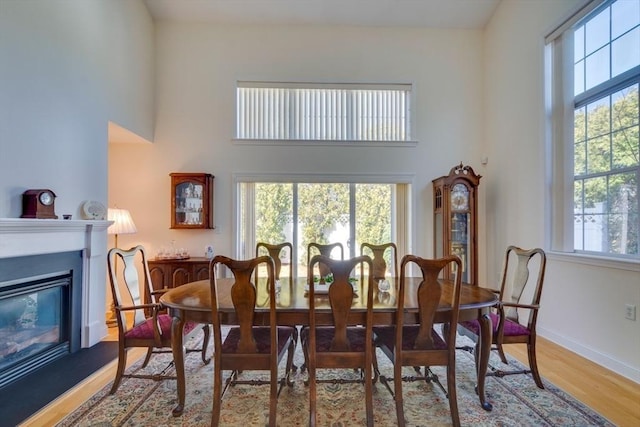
256,242,294,287
256,242,300,372
209,255,296,427
301,254,376,427
107,245,210,394
373,255,463,427
360,242,398,281
307,242,344,278
458,246,547,388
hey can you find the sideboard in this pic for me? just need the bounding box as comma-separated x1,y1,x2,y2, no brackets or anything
147,257,211,297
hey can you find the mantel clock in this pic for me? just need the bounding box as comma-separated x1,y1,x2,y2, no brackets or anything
21,189,58,219
432,163,481,285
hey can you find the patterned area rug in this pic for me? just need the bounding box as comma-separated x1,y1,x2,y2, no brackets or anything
57,332,612,426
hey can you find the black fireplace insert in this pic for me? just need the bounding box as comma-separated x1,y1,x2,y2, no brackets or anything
0,251,82,389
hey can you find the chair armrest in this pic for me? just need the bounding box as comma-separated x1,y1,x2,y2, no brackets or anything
500,302,539,310
151,288,169,296
116,303,161,312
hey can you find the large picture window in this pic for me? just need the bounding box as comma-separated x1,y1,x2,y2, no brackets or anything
547,0,639,259
236,178,411,276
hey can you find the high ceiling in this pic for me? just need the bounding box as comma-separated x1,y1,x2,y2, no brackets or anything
143,0,501,29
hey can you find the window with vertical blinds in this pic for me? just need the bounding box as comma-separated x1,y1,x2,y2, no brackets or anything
236,82,412,142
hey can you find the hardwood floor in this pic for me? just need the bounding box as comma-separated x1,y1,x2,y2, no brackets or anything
507,338,640,427
20,334,640,427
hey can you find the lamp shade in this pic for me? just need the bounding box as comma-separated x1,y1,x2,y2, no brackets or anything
107,208,137,235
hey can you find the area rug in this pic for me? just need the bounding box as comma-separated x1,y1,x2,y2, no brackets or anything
57,333,612,426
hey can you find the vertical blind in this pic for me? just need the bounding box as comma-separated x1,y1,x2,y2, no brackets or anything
236,82,412,142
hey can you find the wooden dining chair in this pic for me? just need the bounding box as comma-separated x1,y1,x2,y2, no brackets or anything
360,242,398,280
255,241,294,287
256,241,299,372
373,254,463,427
307,242,344,278
458,246,547,388
106,245,210,394
209,255,296,427
302,254,376,427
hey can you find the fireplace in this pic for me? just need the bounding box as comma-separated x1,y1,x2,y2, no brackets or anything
0,218,111,388
0,251,83,388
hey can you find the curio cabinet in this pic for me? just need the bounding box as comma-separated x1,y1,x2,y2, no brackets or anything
170,173,214,229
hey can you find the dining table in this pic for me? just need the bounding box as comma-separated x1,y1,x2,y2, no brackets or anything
160,276,498,416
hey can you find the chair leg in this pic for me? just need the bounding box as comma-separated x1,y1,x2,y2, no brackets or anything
300,331,309,374
285,338,295,387
365,362,374,427
269,365,278,427
110,346,128,394
372,345,380,383
141,347,153,368
291,326,299,372
528,339,544,389
447,365,461,427
211,366,223,427
394,363,405,427
309,365,317,427
201,325,211,364
496,343,508,364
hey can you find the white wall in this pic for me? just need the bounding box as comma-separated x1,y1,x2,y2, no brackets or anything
484,0,640,382
109,23,487,269
0,0,154,219
0,0,154,341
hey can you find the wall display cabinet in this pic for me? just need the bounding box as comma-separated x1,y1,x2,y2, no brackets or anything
432,163,481,285
170,173,214,229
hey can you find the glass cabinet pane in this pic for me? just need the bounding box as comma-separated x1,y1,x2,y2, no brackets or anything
451,212,470,283
175,182,204,226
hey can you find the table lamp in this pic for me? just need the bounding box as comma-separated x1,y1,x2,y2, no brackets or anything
108,208,137,248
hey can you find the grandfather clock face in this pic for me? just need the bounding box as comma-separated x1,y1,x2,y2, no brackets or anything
450,183,469,211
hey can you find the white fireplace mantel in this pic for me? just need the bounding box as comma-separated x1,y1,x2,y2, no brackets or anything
0,218,112,347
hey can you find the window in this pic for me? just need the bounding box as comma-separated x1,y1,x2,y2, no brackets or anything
236,82,412,142
236,177,412,274
547,0,639,259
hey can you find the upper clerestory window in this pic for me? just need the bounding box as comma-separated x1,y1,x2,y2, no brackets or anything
235,81,413,143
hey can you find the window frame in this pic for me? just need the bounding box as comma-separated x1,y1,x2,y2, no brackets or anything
234,81,418,147
232,173,414,267
545,0,640,266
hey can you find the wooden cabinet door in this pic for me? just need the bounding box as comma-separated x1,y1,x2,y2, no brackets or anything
149,265,168,290
171,267,192,287
194,263,210,281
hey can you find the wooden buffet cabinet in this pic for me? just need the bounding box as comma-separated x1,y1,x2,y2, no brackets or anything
147,257,211,295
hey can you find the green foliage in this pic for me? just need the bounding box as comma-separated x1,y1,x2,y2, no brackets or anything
255,183,292,244
574,85,639,254
254,182,394,267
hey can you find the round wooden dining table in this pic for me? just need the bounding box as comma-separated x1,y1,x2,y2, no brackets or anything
160,276,498,416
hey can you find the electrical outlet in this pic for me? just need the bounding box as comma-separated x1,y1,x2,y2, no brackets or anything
625,304,636,321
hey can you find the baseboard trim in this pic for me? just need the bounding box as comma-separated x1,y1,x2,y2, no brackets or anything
539,327,640,384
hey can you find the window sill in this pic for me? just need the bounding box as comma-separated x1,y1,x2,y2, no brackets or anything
233,139,418,148
547,251,640,273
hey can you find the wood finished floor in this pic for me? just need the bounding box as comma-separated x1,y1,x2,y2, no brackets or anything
19,331,640,427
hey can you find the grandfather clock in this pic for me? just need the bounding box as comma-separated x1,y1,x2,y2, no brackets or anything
432,163,481,285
